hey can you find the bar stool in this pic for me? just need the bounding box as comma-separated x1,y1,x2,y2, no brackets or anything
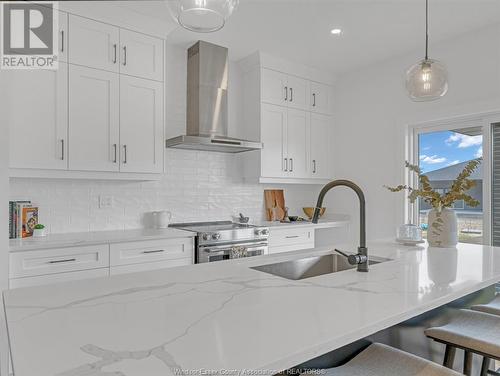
308,343,461,376
425,309,500,376
472,295,500,316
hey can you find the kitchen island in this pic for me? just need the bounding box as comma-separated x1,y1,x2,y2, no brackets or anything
4,240,500,376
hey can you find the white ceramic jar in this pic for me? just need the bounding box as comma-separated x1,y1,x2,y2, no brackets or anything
427,208,458,247
152,211,172,229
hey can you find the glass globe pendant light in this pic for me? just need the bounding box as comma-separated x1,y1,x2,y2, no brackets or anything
167,0,239,33
406,0,448,101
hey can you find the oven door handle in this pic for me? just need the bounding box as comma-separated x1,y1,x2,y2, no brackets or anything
201,242,268,253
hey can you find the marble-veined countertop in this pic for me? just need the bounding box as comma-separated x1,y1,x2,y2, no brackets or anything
4,240,500,376
9,228,196,252
9,215,349,252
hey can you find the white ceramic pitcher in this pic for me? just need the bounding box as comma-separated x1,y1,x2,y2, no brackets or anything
152,211,172,229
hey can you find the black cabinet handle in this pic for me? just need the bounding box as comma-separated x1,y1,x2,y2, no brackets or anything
143,250,165,254
49,258,76,264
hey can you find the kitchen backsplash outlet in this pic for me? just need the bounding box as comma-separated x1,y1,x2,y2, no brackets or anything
9,149,321,234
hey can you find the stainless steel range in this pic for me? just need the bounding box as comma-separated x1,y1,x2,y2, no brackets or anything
170,221,269,263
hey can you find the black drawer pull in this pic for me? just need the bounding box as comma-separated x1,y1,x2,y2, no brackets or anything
143,250,165,254
48,258,76,264
285,235,300,239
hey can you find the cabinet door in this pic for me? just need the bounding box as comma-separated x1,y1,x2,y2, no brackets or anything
286,109,309,178
110,238,193,267
119,29,164,81
120,76,164,173
261,68,288,106
261,103,287,178
10,269,108,289
69,65,120,172
287,75,309,111
58,11,68,62
310,81,331,114
69,15,119,72
310,113,332,179
8,63,68,170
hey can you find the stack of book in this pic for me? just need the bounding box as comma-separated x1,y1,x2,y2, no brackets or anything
9,201,39,239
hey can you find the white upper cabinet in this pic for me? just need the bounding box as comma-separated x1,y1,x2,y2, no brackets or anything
261,68,310,111
119,29,164,81
241,53,334,183
310,81,332,115
310,113,332,179
261,68,288,106
261,104,287,178
287,75,309,111
8,64,68,170
69,15,120,73
69,65,120,172
58,11,68,62
120,76,164,173
9,13,165,178
286,109,309,178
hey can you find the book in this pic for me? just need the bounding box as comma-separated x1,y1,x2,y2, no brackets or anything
8,202,13,239
21,206,38,238
8,201,31,239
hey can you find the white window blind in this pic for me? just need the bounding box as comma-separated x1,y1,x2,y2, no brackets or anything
492,123,500,246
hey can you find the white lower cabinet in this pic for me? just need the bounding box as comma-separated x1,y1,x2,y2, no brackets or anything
268,228,315,254
110,259,192,276
9,269,108,289
110,238,193,268
10,245,110,279
9,237,194,289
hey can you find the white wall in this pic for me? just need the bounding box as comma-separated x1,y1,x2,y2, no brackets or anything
331,23,500,242
9,43,320,234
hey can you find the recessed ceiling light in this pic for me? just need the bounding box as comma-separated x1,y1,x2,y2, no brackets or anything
330,28,343,35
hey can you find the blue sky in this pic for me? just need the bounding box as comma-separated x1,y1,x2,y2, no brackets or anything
419,131,482,173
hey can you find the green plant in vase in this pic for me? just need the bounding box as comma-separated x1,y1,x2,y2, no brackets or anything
385,159,481,247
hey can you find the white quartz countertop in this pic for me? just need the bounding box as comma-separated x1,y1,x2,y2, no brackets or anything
9,228,195,252
250,214,350,230
5,240,500,376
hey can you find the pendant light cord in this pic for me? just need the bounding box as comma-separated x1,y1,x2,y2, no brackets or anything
425,0,429,60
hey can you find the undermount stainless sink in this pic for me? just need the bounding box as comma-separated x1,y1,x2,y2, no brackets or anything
251,253,391,280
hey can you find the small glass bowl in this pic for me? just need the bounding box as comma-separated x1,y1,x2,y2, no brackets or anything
397,224,423,242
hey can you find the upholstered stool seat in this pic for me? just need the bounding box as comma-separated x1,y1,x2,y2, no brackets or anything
311,343,461,376
472,295,500,316
425,309,500,376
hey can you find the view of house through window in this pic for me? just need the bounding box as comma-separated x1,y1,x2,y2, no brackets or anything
418,127,483,244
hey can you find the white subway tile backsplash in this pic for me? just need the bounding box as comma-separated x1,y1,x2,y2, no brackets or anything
9,149,320,234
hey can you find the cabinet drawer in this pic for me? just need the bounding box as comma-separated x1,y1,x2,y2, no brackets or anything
110,238,194,267
110,258,192,276
269,228,315,248
9,268,109,289
10,245,110,278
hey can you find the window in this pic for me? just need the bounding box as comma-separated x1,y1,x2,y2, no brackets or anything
416,126,484,244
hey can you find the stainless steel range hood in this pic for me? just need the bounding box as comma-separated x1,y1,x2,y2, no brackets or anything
166,41,262,153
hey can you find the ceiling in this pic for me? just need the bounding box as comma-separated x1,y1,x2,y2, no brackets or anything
119,0,500,74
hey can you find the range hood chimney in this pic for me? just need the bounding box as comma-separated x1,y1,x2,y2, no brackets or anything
166,41,262,153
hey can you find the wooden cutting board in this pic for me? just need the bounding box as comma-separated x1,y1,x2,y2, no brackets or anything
264,189,286,221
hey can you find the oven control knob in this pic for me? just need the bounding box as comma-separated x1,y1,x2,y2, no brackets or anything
254,229,262,235
211,233,221,240
261,229,269,236
202,233,210,241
